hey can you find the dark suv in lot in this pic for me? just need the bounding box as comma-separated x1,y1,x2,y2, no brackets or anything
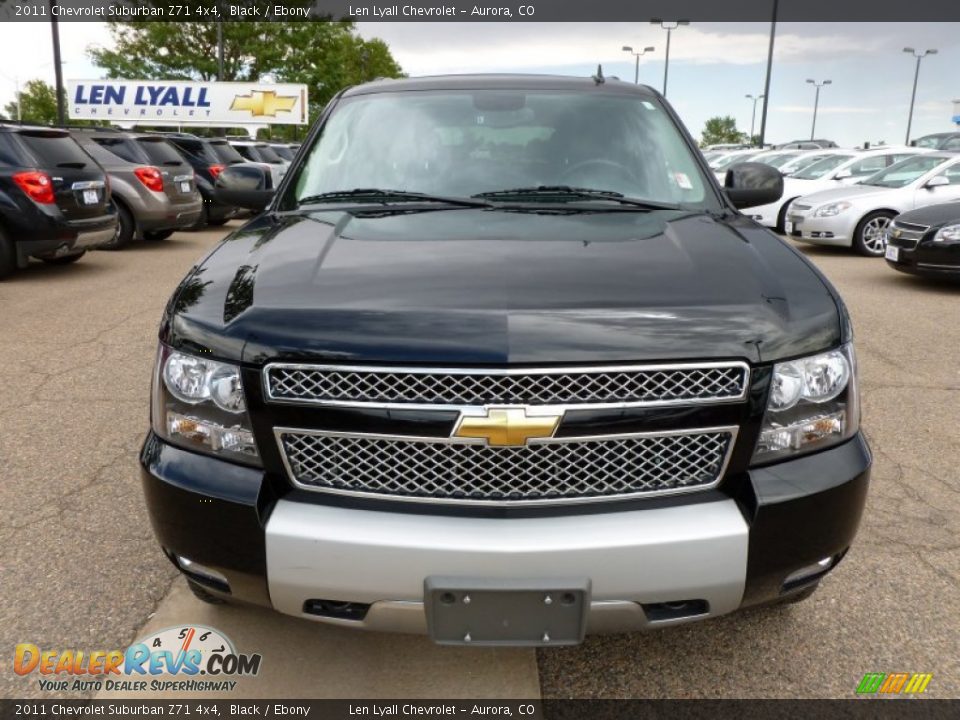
0,124,116,278
161,134,242,228
142,75,870,646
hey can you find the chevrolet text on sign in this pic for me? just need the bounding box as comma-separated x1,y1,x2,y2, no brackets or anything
67,80,309,125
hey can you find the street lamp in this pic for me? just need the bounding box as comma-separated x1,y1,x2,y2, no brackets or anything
745,93,765,141
903,47,938,144
806,79,831,141
621,45,655,85
650,19,689,97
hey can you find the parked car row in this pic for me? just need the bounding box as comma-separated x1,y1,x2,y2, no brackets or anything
708,139,960,260
0,122,300,279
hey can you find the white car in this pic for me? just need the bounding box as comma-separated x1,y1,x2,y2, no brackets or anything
710,149,765,183
784,153,960,256
778,149,849,177
744,148,926,230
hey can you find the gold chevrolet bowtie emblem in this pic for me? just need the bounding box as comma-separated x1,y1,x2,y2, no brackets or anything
453,408,562,447
230,90,298,117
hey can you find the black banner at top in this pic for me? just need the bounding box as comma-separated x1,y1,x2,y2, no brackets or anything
1,0,960,22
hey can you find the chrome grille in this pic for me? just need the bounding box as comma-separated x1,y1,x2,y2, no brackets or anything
888,221,929,250
264,363,749,408
276,429,735,505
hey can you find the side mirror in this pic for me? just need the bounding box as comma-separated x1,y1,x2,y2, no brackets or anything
834,169,853,180
724,162,784,210
925,175,949,189
214,165,274,212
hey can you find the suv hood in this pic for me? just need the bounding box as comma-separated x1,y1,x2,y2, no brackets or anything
164,208,842,366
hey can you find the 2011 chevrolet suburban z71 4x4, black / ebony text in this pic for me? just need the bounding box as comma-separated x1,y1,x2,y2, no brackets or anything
141,75,870,646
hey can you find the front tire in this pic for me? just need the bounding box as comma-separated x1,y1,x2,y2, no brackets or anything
776,582,820,605
186,579,227,605
42,251,85,265
853,211,895,257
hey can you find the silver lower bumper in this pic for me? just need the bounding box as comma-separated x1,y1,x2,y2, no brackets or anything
265,499,749,635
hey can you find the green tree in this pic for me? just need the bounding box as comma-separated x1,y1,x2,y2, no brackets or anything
3,80,62,125
700,116,747,147
87,1,404,128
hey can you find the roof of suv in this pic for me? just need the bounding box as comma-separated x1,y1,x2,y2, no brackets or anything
342,74,661,97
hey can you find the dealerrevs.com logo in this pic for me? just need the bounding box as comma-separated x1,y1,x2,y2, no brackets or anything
14,625,262,693
856,672,933,695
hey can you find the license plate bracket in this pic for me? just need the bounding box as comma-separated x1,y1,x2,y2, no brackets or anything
425,577,590,646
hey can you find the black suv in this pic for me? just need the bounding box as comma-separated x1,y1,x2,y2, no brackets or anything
161,134,242,228
142,76,870,645
0,124,116,278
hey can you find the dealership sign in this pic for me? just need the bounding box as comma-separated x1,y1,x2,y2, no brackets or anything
67,80,309,126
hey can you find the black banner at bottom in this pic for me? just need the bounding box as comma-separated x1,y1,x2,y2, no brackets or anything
2,700,960,720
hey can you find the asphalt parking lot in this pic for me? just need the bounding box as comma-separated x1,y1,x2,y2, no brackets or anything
1,225,957,699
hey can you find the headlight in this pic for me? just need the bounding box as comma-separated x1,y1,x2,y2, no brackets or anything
934,223,960,242
813,201,851,217
752,344,860,464
152,346,260,465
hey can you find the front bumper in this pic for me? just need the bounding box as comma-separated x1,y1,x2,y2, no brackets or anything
140,430,870,638
785,208,857,247
886,238,960,278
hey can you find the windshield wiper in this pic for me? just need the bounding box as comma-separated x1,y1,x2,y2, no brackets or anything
472,186,680,210
298,188,494,209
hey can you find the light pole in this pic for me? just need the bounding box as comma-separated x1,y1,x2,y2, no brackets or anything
621,45,655,85
806,79,831,141
746,93,765,141
650,19,689,97
903,47,937,144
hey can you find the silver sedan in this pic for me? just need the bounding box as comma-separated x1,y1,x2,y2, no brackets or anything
784,154,960,256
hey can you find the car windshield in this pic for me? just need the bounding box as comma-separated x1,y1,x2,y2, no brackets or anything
912,135,947,149
860,155,949,188
711,152,759,169
288,89,717,210
209,141,245,164
758,153,799,169
791,155,855,180
254,145,284,163
272,145,295,161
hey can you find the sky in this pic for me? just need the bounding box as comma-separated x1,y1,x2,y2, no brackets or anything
0,21,957,146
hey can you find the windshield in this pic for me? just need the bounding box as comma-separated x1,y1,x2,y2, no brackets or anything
913,135,946,149
791,155,855,180
288,89,717,210
209,141,245,164
860,155,949,188
254,145,284,163
272,145,295,161
711,152,760,170
757,153,799,169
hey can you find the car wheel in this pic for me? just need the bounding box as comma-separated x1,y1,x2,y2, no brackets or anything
206,218,229,227
143,229,175,241
101,201,135,250
853,211,895,257
186,579,227,605
0,226,15,280
41,251,86,265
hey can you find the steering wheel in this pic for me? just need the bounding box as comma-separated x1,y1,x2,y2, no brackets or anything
559,158,639,187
